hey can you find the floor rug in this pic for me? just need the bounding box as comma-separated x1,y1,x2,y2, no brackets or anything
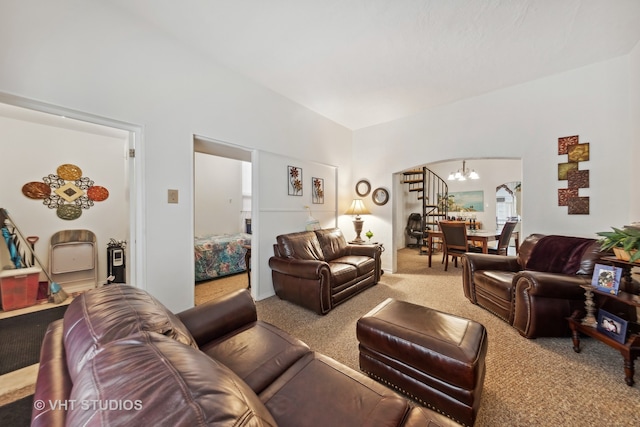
0,394,32,426
0,305,68,375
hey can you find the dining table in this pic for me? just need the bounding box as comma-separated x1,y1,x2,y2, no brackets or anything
426,229,519,267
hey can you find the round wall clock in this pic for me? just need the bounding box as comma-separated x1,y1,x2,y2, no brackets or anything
372,187,389,206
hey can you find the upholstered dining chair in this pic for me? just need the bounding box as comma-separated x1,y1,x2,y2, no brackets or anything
488,220,518,256
439,221,482,271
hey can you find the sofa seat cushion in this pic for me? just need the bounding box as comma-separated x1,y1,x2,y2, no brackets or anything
259,352,410,427
67,331,277,427
63,284,198,381
202,320,311,394
327,261,358,286
332,255,376,276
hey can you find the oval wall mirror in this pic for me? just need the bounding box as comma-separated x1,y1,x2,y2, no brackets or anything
355,179,371,197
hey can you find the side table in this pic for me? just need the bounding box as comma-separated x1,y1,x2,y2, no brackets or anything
567,288,640,386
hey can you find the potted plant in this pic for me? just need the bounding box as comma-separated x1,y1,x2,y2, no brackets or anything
596,225,640,263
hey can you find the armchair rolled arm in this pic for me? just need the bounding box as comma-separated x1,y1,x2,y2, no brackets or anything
177,289,257,347
462,253,520,303
514,271,590,299
512,271,590,338
268,257,330,279
463,253,521,272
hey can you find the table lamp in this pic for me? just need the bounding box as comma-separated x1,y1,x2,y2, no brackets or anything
345,199,371,243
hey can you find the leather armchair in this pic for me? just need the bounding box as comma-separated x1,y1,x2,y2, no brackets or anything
462,234,604,338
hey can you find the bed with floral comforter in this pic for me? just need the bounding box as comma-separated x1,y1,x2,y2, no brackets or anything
194,233,251,281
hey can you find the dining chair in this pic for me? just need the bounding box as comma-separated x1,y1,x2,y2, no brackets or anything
488,220,518,256
439,221,481,271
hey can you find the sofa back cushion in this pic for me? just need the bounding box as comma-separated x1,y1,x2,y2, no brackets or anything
67,331,277,427
314,228,348,261
521,234,599,275
275,231,324,261
63,284,198,382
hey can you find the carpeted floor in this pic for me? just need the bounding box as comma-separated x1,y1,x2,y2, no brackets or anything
0,305,68,375
255,248,640,427
0,395,32,427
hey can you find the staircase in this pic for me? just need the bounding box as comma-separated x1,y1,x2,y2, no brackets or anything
402,167,448,251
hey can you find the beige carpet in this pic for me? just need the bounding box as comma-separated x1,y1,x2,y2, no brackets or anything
254,248,640,427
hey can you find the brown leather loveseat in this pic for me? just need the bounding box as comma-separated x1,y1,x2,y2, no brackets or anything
462,234,604,338
32,284,457,427
269,228,382,314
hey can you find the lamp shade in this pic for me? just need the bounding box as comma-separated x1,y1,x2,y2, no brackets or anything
344,199,371,216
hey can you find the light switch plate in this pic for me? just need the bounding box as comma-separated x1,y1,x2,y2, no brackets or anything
168,189,179,204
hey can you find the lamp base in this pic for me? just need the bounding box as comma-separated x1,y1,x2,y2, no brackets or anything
352,217,365,244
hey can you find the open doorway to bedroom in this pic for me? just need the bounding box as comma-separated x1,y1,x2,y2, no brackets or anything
193,135,252,305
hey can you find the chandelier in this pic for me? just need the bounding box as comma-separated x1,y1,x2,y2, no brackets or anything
447,160,479,181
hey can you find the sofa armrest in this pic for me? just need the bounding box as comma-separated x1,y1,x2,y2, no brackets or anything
514,271,590,298
512,271,589,338
462,253,521,303
32,319,70,427
177,289,257,347
268,256,330,279
463,253,521,272
344,244,380,258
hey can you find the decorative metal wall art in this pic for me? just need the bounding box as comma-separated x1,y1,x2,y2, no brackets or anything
312,177,324,204
557,135,589,214
288,165,302,196
22,163,109,220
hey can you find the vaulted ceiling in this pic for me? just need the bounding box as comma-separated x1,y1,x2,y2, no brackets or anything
112,0,640,130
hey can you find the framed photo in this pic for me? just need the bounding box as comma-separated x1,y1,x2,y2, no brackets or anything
591,263,622,295
596,309,628,344
288,166,302,196
312,177,324,204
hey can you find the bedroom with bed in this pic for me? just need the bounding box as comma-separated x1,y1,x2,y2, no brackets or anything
194,151,252,290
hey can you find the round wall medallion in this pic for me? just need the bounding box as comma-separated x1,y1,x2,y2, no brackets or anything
56,204,82,220
355,179,371,197
87,186,109,201
372,187,389,206
57,164,83,181
22,182,51,199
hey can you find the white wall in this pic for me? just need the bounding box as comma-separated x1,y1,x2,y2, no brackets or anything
194,153,244,237
354,56,635,271
0,0,353,311
630,40,640,221
0,110,129,285
255,150,337,300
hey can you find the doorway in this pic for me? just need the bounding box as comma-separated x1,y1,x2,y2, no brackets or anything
0,93,142,290
193,135,253,304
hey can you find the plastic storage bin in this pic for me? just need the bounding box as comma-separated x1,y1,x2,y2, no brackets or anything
0,267,41,311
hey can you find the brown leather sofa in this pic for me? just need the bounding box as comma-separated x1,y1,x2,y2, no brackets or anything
269,228,382,314
462,234,604,338
32,284,458,427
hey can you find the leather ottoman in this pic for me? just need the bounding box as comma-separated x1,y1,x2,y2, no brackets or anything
357,298,488,427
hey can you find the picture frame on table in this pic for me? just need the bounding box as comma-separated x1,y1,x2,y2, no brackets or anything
591,263,622,295
596,309,628,344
